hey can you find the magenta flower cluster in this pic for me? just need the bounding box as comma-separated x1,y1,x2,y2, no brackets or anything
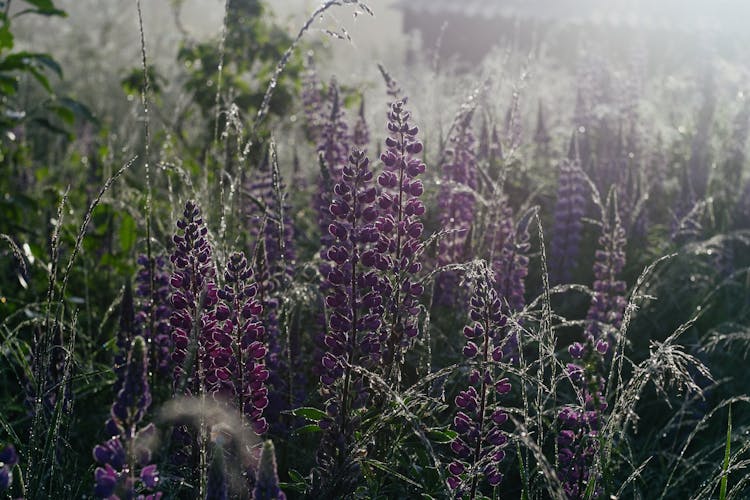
449,269,511,496
169,200,219,395
375,99,426,366
213,251,270,434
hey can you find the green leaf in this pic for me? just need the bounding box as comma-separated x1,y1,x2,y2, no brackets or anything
426,429,457,443
289,406,327,421
119,214,136,253
50,104,74,124
0,52,62,78
13,7,66,18
19,0,66,16
278,482,306,494
0,74,17,95
0,25,13,51
291,424,321,436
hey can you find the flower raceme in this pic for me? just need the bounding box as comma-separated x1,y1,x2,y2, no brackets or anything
134,254,173,377
550,155,586,285
314,148,384,497
320,148,383,399
449,267,511,498
212,251,270,435
169,200,219,395
375,98,427,369
557,201,626,499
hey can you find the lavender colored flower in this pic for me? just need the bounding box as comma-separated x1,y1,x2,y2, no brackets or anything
585,203,627,352
556,200,624,498
312,81,352,420
435,111,477,307
212,251,270,435
253,440,286,500
315,149,384,493
448,265,511,498
375,98,427,370
321,148,384,381
93,336,161,499
169,200,219,395
134,254,173,377
556,400,603,499
550,150,587,285
0,445,18,492
316,80,351,291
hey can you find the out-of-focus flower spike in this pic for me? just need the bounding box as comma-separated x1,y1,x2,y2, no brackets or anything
253,440,286,500
435,110,478,307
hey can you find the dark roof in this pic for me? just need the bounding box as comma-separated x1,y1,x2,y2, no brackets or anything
394,0,747,33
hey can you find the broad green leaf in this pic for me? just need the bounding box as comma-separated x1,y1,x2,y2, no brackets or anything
289,406,327,421
426,429,457,443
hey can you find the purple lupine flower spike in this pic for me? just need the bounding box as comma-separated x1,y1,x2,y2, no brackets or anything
0,445,18,492
169,200,219,395
313,80,352,410
316,80,351,288
585,200,627,353
557,198,625,498
314,148,384,494
93,336,161,499
375,98,427,371
253,440,286,500
134,254,173,377
550,136,587,285
213,251,269,435
435,111,478,307
448,264,511,498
